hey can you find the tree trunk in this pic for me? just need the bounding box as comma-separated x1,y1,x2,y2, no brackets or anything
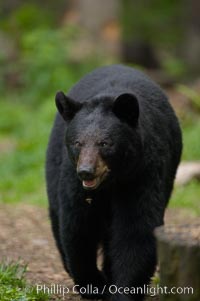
182,0,200,74
65,0,120,58
155,224,200,301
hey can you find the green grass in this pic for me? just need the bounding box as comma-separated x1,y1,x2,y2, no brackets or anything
0,91,199,215
181,119,200,161
0,261,49,301
169,119,200,216
170,181,200,216
0,96,55,205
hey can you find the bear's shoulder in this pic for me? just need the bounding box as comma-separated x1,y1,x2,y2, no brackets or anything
67,65,166,104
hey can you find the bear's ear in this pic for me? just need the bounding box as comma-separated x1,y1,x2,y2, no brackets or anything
55,91,82,121
112,93,139,127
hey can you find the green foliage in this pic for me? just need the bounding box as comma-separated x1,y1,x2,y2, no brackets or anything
178,85,200,111
0,97,54,205
0,261,49,301
181,119,200,161
0,3,53,33
0,3,103,102
2,23,102,102
121,0,183,47
169,118,200,215
19,26,80,101
162,56,187,78
171,181,200,216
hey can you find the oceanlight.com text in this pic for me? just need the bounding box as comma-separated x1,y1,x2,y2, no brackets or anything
36,283,194,298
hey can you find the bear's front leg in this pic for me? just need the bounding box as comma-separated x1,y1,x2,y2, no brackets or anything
106,200,161,301
59,201,106,299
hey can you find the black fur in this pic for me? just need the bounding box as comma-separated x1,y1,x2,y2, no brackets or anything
46,65,182,301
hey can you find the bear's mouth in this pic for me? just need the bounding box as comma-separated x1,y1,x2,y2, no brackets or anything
82,178,100,190
82,169,110,190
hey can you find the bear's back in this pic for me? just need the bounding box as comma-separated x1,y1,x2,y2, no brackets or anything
68,65,167,106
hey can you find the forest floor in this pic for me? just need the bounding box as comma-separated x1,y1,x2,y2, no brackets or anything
0,203,199,301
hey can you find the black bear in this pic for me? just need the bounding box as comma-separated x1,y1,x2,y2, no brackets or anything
46,65,182,301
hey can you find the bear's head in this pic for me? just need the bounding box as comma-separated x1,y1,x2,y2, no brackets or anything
55,91,142,190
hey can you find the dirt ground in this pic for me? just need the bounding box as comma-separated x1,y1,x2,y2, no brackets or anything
0,203,198,301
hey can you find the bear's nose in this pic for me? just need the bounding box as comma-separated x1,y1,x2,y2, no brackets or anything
77,167,95,181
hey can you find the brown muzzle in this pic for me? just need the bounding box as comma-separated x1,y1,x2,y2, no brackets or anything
77,147,110,190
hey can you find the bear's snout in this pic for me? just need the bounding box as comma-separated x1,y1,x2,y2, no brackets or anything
76,148,110,190
77,147,97,177
77,167,95,181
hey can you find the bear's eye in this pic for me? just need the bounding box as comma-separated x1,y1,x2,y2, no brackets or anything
98,141,108,147
74,141,82,148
